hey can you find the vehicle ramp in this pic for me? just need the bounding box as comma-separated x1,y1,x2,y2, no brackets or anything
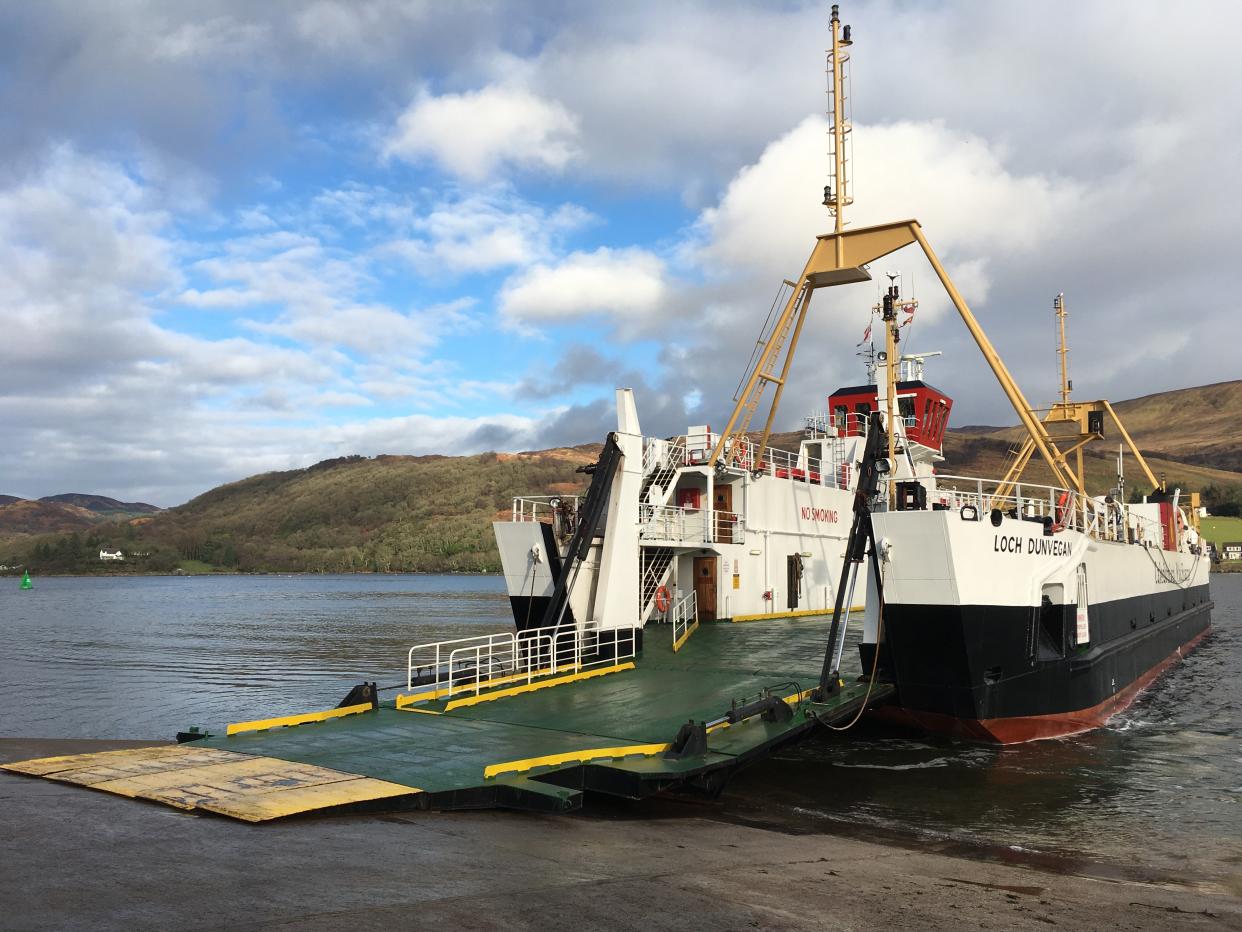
3,617,892,822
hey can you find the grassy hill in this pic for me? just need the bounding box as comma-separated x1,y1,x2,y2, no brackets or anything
1,448,598,575
962,380,1242,473
0,494,161,538
39,493,159,515
0,499,104,536
4,381,1238,576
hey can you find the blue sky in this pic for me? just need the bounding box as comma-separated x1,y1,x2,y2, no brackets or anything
1,1,1238,505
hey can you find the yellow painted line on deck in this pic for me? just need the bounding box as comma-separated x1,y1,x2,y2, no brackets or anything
396,666,558,708
444,663,635,711
730,605,863,623
671,619,700,653
225,701,373,736
397,706,443,715
484,742,669,780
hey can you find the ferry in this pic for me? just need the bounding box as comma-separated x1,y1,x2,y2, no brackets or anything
493,4,1213,743
2,5,1214,826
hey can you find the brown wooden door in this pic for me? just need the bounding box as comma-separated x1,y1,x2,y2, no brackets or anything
694,557,718,622
714,484,733,544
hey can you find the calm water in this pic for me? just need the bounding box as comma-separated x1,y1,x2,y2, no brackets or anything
2,572,1239,887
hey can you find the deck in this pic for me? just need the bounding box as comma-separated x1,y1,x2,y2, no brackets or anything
3,616,894,821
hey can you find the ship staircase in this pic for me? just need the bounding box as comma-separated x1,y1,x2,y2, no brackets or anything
637,437,685,624
639,547,675,624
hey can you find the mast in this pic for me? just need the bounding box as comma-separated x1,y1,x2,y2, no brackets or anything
1055,293,1070,407
826,4,853,264
1053,293,1083,484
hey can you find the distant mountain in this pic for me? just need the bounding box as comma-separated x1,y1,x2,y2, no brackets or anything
0,493,161,538
38,493,160,515
0,499,101,536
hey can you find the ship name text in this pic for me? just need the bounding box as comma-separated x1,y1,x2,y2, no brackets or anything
993,534,1073,557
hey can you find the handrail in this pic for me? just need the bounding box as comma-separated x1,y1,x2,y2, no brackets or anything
405,622,641,698
512,495,578,522
672,591,699,652
932,473,1169,546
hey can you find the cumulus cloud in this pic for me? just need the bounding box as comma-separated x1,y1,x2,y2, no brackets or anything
384,85,580,182
384,187,593,275
499,247,669,329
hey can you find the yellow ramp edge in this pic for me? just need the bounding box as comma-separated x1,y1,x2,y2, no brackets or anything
2,745,420,822
225,700,373,736
443,662,635,711
484,742,669,780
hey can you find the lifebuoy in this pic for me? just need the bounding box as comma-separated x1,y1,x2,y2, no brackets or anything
655,585,671,613
1053,490,1071,531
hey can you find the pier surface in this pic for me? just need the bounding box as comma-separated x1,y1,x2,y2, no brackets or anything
2,735,1236,931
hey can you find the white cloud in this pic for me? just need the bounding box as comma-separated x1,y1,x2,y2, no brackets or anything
384,84,580,182
499,247,669,327
695,116,1082,288
384,188,593,275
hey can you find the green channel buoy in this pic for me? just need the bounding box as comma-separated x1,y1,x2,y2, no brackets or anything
20,570,32,590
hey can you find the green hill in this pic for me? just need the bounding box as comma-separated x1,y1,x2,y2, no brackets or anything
4,381,1239,576
960,380,1242,473
1,448,597,575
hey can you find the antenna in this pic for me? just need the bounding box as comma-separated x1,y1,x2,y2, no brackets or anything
824,4,854,233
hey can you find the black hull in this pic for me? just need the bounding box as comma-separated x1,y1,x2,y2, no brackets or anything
864,583,1212,740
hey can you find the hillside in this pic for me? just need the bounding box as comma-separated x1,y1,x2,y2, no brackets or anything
962,379,1242,473
0,493,161,538
39,493,160,515
1,447,599,575
4,381,1238,576
0,499,104,536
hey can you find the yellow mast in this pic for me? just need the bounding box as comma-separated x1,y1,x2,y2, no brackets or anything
707,3,1138,502
1056,293,1070,407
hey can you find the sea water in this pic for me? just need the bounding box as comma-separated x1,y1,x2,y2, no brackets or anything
1,571,1238,887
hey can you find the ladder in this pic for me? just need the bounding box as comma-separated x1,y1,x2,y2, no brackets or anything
639,546,674,623
640,438,684,507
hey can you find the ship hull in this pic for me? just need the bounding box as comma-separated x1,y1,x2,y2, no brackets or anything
865,509,1212,743
871,592,1211,742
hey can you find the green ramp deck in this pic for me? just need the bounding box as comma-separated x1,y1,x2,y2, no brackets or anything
3,617,894,821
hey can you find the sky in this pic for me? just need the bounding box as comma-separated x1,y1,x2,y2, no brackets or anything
2,0,1239,506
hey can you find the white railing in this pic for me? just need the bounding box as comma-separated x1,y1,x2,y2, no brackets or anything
671,591,698,651
512,495,578,522
638,504,743,544
932,474,1166,545
719,437,841,489
643,436,686,476
405,622,641,697
639,503,711,543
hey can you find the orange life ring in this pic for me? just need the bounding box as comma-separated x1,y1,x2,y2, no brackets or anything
1053,490,1070,530
655,585,671,613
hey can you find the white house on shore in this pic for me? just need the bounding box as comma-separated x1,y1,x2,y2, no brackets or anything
99,549,124,561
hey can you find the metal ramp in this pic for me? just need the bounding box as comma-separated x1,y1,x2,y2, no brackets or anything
3,616,892,822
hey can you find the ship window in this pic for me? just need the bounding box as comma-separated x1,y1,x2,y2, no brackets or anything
855,401,871,416
834,404,848,431
898,396,916,423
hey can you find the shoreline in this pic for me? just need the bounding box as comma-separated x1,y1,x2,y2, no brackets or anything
3,737,1237,930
